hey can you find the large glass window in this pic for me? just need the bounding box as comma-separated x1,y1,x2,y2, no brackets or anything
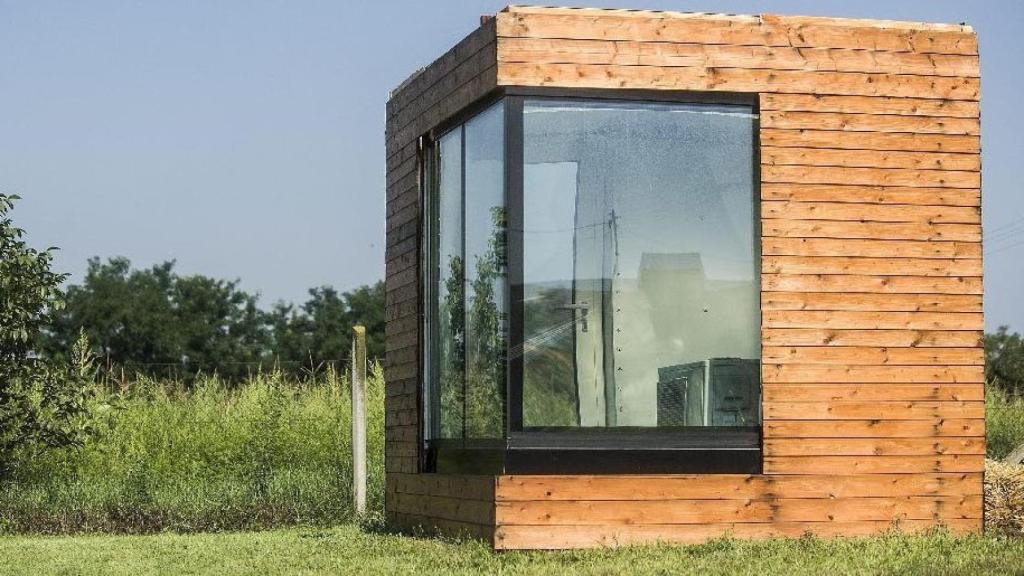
435,128,464,439
423,93,759,469
464,102,507,439
424,100,506,443
520,99,759,430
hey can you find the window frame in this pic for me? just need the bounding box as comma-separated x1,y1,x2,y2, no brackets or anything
420,87,763,475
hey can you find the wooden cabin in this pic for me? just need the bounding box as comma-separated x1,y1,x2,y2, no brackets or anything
384,6,983,550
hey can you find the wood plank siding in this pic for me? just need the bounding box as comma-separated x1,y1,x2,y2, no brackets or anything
383,17,498,541
384,6,982,549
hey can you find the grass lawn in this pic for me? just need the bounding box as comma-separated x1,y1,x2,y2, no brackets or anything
3,526,1024,576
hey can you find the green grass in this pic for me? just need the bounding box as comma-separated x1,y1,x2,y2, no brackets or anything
0,366,385,534
988,385,1024,459
3,526,1024,576
2,375,1023,535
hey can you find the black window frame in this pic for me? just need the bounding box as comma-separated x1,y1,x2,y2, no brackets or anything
420,87,762,475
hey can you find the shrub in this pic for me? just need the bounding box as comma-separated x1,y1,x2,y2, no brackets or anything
0,193,97,478
0,363,385,534
987,385,1024,460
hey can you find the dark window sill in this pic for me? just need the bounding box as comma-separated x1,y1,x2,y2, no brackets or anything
425,430,762,474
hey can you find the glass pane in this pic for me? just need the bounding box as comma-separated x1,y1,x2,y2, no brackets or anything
521,98,760,428
436,128,464,439
464,101,506,438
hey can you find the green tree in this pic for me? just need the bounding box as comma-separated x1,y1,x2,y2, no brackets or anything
269,282,385,374
986,326,1024,397
41,258,271,381
0,194,96,476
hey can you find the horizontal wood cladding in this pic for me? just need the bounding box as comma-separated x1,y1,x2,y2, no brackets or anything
761,328,981,347
760,130,979,153
760,275,982,295
385,6,983,547
762,221,980,242
493,472,982,549
764,419,985,438
495,473,982,501
761,347,983,365
759,94,979,118
763,400,984,420
495,8,978,54
763,382,983,401
384,2,497,520
762,257,981,277
387,474,497,543
762,293,982,312
499,64,979,99
497,38,980,77
761,310,983,329
761,112,980,135
760,202,980,224
495,519,981,550
764,437,984,456
763,455,984,474
496,495,981,525
762,238,980,258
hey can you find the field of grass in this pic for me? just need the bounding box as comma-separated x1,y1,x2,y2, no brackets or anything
2,372,1024,573
0,366,385,534
1,375,1023,535
4,525,1024,576
988,385,1024,460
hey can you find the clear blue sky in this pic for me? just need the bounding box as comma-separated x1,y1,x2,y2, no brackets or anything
2,1,1021,331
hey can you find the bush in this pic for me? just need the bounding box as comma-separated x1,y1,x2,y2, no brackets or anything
0,364,385,534
986,327,1024,397
0,193,97,478
987,385,1024,460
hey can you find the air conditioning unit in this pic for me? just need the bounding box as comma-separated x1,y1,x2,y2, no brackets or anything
657,361,706,426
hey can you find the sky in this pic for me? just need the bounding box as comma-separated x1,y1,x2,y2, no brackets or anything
2,1,1022,331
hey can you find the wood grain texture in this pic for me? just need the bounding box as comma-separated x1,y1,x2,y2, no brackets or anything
498,38,981,77
762,328,981,347
494,519,981,549
762,148,980,171
761,347,983,365
760,129,980,153
762,237,981,258
386,6,984,548
761,293,982,312
764,419,984,438
759,94,980,118
762,383,983,401
495,495,981,525
495,473,983,501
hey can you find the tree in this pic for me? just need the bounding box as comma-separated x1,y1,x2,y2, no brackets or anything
0,194,95,475
268,281,386,373
986,326,1024,397
42,256,386,381
41,258,271,381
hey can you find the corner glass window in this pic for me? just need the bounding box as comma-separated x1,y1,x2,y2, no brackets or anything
423,93,760,471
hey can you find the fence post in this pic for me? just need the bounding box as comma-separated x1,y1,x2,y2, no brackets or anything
351,325,367,516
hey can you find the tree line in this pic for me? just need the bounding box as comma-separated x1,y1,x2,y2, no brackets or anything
37,257,384,381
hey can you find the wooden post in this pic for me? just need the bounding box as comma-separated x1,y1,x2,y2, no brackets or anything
351,325,367,516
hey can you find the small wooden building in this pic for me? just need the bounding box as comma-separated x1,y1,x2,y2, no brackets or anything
384,6,983,549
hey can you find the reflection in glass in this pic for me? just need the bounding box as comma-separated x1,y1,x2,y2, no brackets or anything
464,102,506,438
436,128,464,439
521,99,760,428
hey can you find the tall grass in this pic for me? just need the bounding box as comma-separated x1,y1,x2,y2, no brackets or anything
0,364,384,534
4,372,1024,535
988,385,1024,460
